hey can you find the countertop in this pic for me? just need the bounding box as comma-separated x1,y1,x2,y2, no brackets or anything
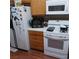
28,27,47,32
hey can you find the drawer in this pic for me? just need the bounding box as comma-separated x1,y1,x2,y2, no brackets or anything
30,41,44,50
29,36,36,40
30,40,43,45
29,36,43,42
30,39,43,44
28,31,43,36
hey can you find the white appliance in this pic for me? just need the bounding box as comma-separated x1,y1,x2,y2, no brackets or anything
11,6,32,50
10,29,16,47
44,20,69,59
46,0,69,14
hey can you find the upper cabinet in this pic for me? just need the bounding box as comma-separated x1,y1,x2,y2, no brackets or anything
10,0,31,6
10,0,46,16
22,0,31,4
10,0,15,6
31,0,46,16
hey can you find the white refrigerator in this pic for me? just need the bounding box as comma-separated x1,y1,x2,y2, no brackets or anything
11,6,32,50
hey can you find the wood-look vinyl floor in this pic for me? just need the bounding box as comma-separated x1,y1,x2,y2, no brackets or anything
10,50,58,59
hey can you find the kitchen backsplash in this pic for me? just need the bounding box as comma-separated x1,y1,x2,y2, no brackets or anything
33,14,69,21
32,15,69,27
44,14,69,21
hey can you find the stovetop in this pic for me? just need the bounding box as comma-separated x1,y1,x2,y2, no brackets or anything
44,26,69,39
44,20,69,37
47,27,55,32
46,26,68,33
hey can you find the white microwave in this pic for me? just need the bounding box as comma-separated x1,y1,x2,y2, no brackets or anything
46,0,69,14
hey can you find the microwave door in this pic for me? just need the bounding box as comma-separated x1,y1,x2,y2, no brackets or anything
46,1,69,14
47,5,67,14
48,5,65,11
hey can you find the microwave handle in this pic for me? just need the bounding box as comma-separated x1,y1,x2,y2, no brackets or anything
45,36,69,41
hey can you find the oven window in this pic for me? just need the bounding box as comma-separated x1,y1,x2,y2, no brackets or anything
48,39,64,50
48,5,65,11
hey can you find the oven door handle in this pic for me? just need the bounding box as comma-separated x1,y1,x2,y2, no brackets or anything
45,36,69,41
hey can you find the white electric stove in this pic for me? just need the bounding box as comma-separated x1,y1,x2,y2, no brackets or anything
44,20,69,59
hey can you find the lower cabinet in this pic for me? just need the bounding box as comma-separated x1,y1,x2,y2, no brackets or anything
28,31,44,51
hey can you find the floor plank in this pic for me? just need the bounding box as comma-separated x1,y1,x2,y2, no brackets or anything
10,50,58,59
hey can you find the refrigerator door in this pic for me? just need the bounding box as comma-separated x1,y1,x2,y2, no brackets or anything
11,6,32,50
10,29,16,47
19,27,30,50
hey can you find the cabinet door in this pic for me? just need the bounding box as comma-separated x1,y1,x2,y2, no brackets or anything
28,31,44,51
10,0,15,5
10,0,31,6
22,0,31,4
31,0,46,16
29,36,44,51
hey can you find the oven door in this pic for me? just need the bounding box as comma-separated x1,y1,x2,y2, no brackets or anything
44,36,69,54
46,1,69,14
